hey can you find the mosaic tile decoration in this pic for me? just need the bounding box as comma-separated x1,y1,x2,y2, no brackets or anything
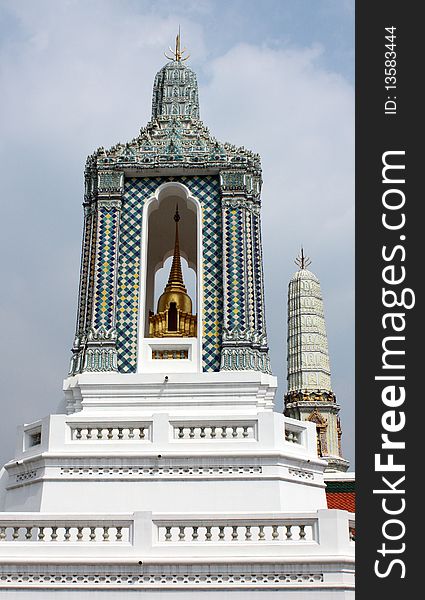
245,210,255,331
115,181,152,372
115,175,223,373
76,210,93,337
224,208,246,331
252,213,265,332
86,215,97,336
93,208,119,331
190,176,223,372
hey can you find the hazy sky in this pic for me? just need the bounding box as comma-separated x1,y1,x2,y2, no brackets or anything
0,0,354,466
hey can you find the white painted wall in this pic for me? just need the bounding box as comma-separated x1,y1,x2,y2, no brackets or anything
0,370,354,597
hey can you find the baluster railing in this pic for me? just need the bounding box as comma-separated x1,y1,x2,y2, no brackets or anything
173,422,256,440
285,427,302,444
156,519,317,544
71,423,150,441
0,520,130,543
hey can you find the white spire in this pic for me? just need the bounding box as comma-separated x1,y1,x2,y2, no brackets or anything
284,251,349,472
287,265,332,393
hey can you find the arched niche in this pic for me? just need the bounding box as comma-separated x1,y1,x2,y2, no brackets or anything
307,409,328,457
137,182,203,373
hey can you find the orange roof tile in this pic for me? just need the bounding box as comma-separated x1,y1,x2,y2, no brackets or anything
326,491,356,512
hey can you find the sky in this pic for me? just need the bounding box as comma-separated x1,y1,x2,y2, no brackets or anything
0,0,355,466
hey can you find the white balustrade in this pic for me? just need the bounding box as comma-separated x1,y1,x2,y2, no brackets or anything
284,426,302,444
0,512,354,592
70,424,150,442
173,422,256,440
156,518,316,543
0,512,354,557
0,520,130,543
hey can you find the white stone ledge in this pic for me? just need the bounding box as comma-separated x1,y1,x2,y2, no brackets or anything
5,452,326,477
63,371,278,415
0,556,355,565
6,450,325,462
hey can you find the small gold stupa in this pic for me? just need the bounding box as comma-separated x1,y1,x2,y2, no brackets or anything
148,207,197,338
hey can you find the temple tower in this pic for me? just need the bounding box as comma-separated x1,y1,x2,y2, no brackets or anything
284,250,349,472
69,34,270,379
0,36,354,598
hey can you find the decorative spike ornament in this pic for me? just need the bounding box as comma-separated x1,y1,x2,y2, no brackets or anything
165,27,190,62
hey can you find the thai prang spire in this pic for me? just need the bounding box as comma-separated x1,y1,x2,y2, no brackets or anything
284,249,349,472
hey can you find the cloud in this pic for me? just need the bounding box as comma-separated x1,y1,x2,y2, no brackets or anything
0,2,354,466
0,2,206,147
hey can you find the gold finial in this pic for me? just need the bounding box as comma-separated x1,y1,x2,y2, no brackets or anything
295,247,311,270
165,26,190,62
166,204,185,290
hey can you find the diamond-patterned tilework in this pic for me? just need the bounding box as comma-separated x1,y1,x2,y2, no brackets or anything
252,214,265,332
86,215,97,335
116,175,223,373
76,210,93,336
245,211,255,331
116,178,159,372
93,208,119,331
188,176,223,372
225,208,246,330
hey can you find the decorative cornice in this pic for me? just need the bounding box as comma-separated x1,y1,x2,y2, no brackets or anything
87,327,117,343
324,456,350,471
83,347,118,372
97,197,122,210
285,403,341,417
0,567,325,589
221,347,271,375
69,328,118,375
222,326,268,350
284,390,337,405
97,171,124,195
222,196,261,213
85,116,262,175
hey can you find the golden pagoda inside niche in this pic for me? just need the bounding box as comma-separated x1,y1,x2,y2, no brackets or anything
149,207,197,338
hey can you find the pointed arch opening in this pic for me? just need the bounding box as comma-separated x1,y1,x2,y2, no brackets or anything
137,182,202,373
307,409,328,457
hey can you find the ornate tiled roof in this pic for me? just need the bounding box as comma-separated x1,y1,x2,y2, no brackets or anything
85,59,261,175
325,480,355,512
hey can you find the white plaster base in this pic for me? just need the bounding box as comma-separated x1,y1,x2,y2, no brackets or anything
0,371,354,596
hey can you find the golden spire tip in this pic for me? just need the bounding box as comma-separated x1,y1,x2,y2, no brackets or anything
164,26,190,62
